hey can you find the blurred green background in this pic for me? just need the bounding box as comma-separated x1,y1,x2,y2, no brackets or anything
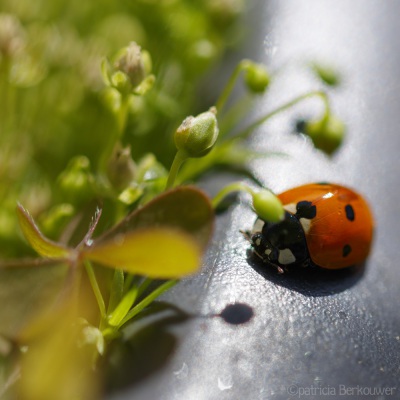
0,0,245,257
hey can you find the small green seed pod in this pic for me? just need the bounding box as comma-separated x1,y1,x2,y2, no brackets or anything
304,115,346,155
244,61,270,93
311,62,341,87
174,107,219,158
252,189,284,223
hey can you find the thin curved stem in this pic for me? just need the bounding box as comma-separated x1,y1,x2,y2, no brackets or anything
166,150,187,189
212,182,256,209
84,260,106,319
118,279,178,328
215,59,250,112
233,90,329,140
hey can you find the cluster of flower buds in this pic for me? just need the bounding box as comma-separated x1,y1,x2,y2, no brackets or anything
101,41,154,95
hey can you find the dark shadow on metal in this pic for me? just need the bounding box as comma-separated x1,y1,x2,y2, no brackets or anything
246,250,367,297
103,302,189,394
217,303,255,325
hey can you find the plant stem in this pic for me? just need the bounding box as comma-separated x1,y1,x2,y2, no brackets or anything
116,94,131,135
166,150,187,189
108,284,139,327
107,269,125,314
98,93,131,178
212,182,256,209
136,277,153,298
215,59,250,112
84,260,106,319
118,280,178,328
234,90,329,140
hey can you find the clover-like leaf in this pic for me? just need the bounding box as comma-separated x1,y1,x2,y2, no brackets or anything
16,204,71,259
93,186,214,250
84,228,201,278
19,297,99,400
83,186,213,279
0,263,68,338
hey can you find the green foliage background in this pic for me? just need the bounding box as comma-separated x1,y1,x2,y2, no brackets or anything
0,0,244,257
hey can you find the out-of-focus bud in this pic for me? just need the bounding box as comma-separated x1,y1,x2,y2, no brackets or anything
207,0,244,25
101,42,153,95
113,42,146,87
174,107,219,158
300,114,346,155
252,189,284,223
0,14,25,58
107,143,137,191
57,156,95,205
40,203,75,238
243,61,270,93
311,61,341,87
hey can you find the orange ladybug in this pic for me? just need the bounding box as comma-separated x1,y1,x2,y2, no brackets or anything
249,183,374,272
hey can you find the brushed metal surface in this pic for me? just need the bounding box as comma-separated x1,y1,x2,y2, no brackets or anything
111,2,400,399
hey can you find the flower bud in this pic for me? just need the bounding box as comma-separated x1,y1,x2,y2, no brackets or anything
110,70,131,95
206,0,244,25
0,14,25,58
244,61,270,93
252,189,284,223
40,203,75,238
113,42,147,88
311,62,341,87
57,156,95,205
303,115,346,155
107,143,137,191
174,107,219,158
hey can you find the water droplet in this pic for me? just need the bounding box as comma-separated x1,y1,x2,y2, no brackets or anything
173,362,188,379
218,376,233,391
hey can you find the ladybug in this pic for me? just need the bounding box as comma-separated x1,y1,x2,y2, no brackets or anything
247,183,374,273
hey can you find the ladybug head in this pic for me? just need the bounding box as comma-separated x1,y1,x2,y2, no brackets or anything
250,212,309,268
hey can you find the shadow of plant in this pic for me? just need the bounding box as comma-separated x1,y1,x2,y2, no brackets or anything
103,302,189,393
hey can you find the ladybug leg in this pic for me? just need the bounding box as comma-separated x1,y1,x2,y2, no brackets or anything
276,265,285,274
260,256,286,274
239,229,252,241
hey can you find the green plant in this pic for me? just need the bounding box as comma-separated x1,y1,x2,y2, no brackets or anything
0,3,344,398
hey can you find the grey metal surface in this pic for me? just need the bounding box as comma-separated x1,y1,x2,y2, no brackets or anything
111,1,400,399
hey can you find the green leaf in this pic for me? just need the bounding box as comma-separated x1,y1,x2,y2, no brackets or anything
107,269,125,314
93,186,214,250
0,263,68,338
16,204,71,259
84,227,201,278
19,298,99,400
108,285,138,327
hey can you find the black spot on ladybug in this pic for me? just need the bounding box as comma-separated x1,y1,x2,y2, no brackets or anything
219,303,254,325
345,204,355,221
296,201,317,219
342,244,352,257
317,181,330,185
